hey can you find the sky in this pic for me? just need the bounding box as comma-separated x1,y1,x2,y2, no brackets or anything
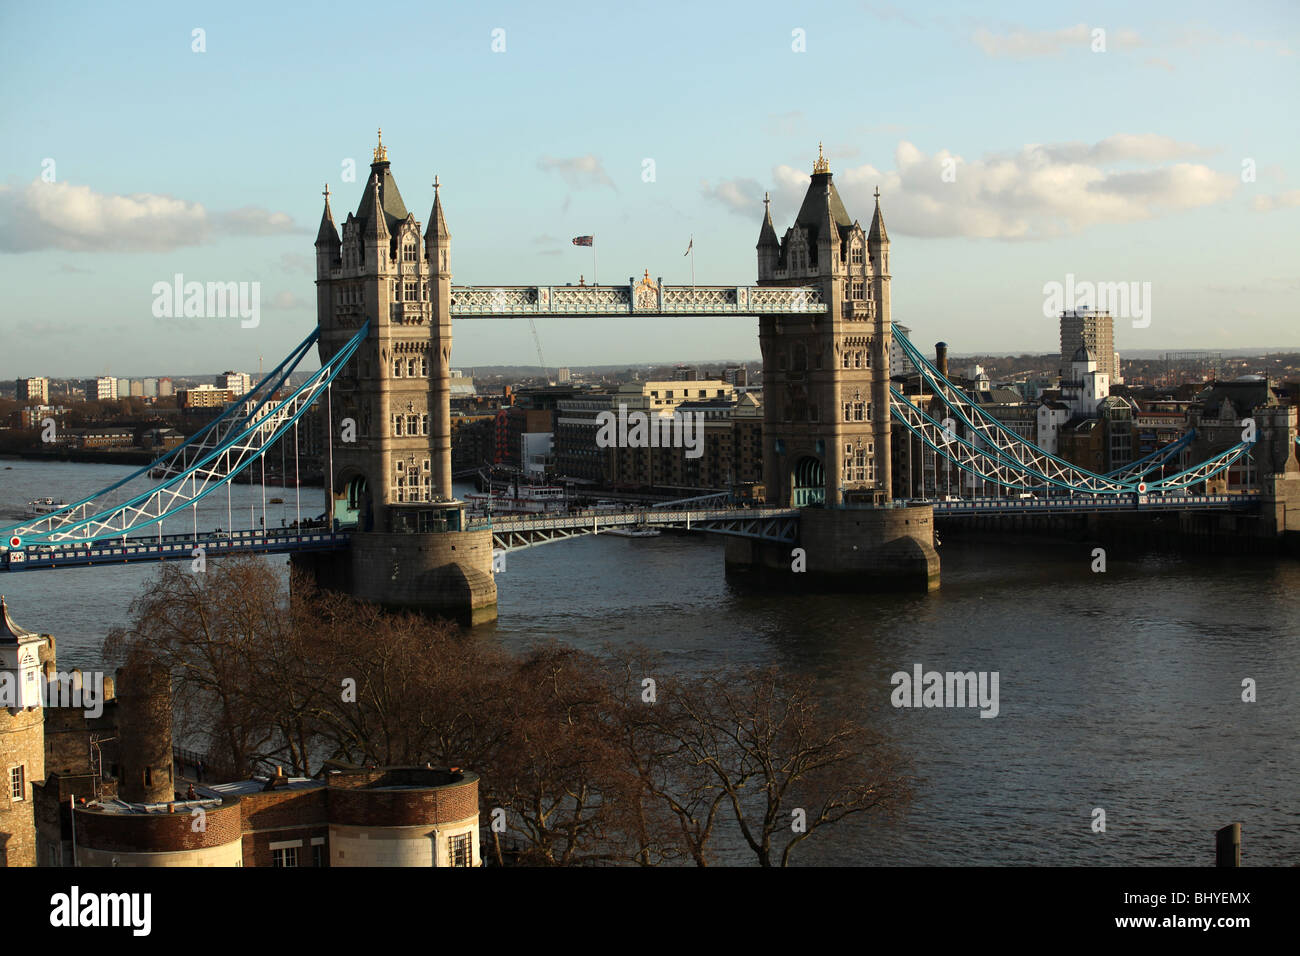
0,0,1296,380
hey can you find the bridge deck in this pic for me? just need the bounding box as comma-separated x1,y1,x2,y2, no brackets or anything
449,283,826,318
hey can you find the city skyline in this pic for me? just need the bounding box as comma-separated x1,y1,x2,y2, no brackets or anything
1,1,1297,378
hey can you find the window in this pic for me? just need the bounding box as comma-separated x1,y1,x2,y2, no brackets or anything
407,415,418,435
449,833,472,867
406,282,418,301
854,352,862,369
273,846,299,868
394,416,404,436
842,351,851,369
843,402,852,421
423,458,431,472
403,242,417,262
851,246,864,265
393,359,403,377
10,765,24,801
421,414,429,435
420,357,428,376
851,281,864,300
312,843,326,868
853,402,865,422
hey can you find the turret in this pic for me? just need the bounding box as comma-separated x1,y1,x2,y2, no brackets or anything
756,192,779,279
315,184,341,280
868,186,891,327
424,176,453,501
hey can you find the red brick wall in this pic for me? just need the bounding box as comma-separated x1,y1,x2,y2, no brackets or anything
73,798,242,853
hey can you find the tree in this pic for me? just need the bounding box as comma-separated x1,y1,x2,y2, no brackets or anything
649,666,912,866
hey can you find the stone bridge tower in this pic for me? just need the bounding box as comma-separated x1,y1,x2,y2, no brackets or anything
756,145,892,507
299,132,496,625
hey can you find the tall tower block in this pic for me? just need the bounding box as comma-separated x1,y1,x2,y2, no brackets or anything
756,145,892,507
299,132,496,624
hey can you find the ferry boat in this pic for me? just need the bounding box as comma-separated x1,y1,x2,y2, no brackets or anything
604,528,661,538
27,497,66,516
465,484,568,515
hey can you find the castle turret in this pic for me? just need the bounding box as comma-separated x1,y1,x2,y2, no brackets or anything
0,597,48,866
425,176,453,500
114,658,173,805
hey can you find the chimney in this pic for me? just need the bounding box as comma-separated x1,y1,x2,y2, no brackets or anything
935,342,949,379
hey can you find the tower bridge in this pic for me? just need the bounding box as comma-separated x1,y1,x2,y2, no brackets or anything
4,135,1297,622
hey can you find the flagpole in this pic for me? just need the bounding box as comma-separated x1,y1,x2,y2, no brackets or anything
593,240,598,285
690,234,695,291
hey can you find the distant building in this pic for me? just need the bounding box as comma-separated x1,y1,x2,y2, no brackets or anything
158,377,174,397
890,324,916,376
143,378,159,398
116,377,131,398
180,385,234,409
221,371,253,396
16,377,49,404
1059,310,1117,383
555,368,571,384
129,380,144,397
723,366,748,387
90,376,117,401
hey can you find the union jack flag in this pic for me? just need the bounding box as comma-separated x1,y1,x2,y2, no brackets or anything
571,235,594,246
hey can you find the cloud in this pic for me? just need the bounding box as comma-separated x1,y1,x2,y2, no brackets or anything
0,181,209,252
1144,56,1175,71
537,154,617,190
707,136,1238,240
56,263,94,274
699,177,765,214
214,206,303,235
972,23,1141,58
1251,190,1300,212
0,180,304,253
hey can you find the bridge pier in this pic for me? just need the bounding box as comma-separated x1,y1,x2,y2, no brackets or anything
293,528,497,627
725,504,939,593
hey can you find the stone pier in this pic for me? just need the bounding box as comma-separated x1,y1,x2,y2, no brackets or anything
725,504,940,593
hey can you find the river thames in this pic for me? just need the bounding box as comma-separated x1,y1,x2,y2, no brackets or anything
2,459,1297,865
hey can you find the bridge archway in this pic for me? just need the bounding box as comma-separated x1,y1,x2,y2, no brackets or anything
791,456,825,507
336,472,373,531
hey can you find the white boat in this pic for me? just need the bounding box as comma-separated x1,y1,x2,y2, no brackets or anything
27,497,66,516
604,528,661,538
466,484,568,514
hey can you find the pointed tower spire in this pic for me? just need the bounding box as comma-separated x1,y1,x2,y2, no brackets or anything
315,183,340,246
868,185,888,243
757,191,779,248
424,174,450,241
362,173,390,241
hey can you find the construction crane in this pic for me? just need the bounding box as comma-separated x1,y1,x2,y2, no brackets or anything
527,316,551,385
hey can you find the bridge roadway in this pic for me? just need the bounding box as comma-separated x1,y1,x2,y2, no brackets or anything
0,494,1257,571
925,492,1258,517
474,506,800,552
1,526,348,571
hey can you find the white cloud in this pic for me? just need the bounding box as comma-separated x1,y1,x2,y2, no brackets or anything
973,23,1141,58
1252,190,1300,212
700,177,765,214
537,154,617,190
0,180,303,253
708,137,1238,240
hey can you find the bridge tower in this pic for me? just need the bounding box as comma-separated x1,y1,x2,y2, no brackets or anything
299,132,496,625
731,145,937,592
756,144,892,507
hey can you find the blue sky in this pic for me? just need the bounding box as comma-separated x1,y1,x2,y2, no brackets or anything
0,0,1296,379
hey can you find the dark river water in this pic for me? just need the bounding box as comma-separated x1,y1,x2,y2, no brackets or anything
2,459,1297,865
